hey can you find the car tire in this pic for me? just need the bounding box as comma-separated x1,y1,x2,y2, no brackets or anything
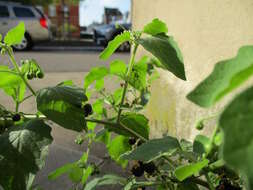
13,32,33,51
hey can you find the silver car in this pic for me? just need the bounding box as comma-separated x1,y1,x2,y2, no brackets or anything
0,1,50,50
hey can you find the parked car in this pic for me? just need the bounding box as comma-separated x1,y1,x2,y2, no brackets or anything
93,22,131,51
0,1,50,50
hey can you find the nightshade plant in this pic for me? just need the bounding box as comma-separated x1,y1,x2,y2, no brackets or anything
0,18,253,190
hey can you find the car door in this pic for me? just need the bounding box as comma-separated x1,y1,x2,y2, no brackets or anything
0,5,12,36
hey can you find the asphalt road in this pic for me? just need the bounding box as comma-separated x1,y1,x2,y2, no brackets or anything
0,49,131,190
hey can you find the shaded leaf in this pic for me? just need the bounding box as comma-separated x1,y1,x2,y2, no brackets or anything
219,86,253,189
193,135,211,156
106,113,149,140
138,34,186,80
0,119,52,190
174,159,209,181
143,18,168,36
4,22,25,46
187,46,253,107
37,85,87,132
81,165,94,185
122,136,180,162
99,31,131,60
84,174,126,190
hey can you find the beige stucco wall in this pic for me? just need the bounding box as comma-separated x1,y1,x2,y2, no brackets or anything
132,0,253,139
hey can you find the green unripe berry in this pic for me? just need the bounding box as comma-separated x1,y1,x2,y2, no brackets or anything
36,71,44,79
195,120,204,130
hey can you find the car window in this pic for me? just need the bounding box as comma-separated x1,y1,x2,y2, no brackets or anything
13,7,35,18
0,5,9,18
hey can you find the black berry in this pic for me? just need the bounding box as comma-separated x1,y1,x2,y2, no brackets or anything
12,114,21,122
131,163,144,177
84,104,93,117
128,137,136,145
36,71,44,79
26,73,33,80
143,162,156,174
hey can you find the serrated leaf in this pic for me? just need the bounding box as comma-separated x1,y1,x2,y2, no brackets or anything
106,113,149,140
100,31,131,60
174,159,209,181
219,86,253,189
48,163,76,180
187,46,253,107
0,119,52,190
84,67,109,89
143,18,168,36
122,136,180,162
138,34,186,80
107,135,131,168
4,22,25,46
193,135,211,156
109,59,127,78
37,85,87,132
84,174,126,190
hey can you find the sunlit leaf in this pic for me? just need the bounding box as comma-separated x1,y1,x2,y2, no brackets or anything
107,135,131,168
143,18,168,36
4,22,25,46
100,31,131,60
174,159,209,181
187,46,253,107
84,67,109,89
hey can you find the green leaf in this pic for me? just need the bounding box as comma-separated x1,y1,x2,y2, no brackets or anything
187,46,253,107
109,59,127,78
81,165,94,185
177,181,200,190
37,85,87,132
138,34,186,80
84,174,126,190
84,67,109,89
106,113,149,140
48,163,76,180
107,135,131,168
193,135,211,156
99,31,131,60
129,58,148,90
68,166,83,183
174,159,209,181
143,18,168,36
0,119,52,190
219,86,253,189
0,66,26,102
122,136,180,162
95,79,104,91
4,22,25,46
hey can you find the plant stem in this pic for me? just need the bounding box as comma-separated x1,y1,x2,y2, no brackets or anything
85,118,117,126
117,43,138,122
206,124,219,158
7,47,36,96
15,101,19,112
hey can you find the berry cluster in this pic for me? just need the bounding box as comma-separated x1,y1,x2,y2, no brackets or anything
21,59,44,80
131,161,157,177
83,104,93,117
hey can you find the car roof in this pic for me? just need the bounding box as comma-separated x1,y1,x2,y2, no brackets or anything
0,1,34,8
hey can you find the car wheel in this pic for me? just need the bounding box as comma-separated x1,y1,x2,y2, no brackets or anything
13,32,33,51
